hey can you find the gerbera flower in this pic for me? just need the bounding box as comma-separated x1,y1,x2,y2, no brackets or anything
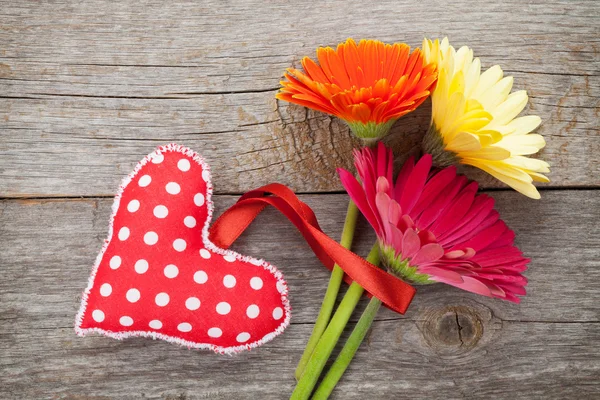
276,38,438,141
338,143,528,302
421,37,549,199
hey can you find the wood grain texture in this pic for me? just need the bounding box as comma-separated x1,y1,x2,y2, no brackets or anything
1,191,599,399
1,1,599,399
0,0,598,196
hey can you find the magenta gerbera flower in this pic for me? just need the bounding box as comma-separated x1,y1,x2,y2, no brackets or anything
338,143,528,302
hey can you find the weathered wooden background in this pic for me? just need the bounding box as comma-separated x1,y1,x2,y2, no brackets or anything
1,1,598,399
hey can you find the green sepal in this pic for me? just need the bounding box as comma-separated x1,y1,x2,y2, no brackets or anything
346,120,396,141
380,245,436,285
422,123,460,168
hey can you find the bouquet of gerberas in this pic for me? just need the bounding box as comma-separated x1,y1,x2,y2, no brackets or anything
276,38,549,399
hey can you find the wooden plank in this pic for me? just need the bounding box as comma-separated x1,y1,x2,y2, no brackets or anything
0,0,598,196
1,191,598,398
0,1,598,398
0,1,596,80
1,322,597,399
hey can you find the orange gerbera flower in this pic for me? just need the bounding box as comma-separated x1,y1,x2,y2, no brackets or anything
277,38,438,141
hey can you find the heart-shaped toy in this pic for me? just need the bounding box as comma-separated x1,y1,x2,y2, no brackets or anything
75,144,290,353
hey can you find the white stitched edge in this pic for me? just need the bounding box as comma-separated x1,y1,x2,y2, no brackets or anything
74,143,291,355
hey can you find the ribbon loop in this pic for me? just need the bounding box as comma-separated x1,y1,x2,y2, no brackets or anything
209,184,416,314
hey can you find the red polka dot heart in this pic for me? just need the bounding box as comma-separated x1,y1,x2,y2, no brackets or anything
75,144,289,354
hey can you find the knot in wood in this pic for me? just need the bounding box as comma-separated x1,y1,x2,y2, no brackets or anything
422,305,483,355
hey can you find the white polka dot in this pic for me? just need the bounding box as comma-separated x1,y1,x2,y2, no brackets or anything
202,169,210,182
216,302,231,315
178,159,191,172
100,283,112,297
155,292,169,307
208,327,222,338
127,199,140,212
92,309,105,322
194,193,205,206
109,255,121,269
273,307,284,320
223,275,236,288
277,280,286,294
166,182,181,195
118,227,130,241
126,288,141,303
199,249,211,259
184,216,196,228
223,254,236,263
119,316,134,326
173,239,186,252
149,320,162,329
250,277,263,290
246,304,260,319
164,264,179,279
178,322,192,332
185,297,201,310
134,259,149,274
194,270,208,284
144,231,158,245
138,175,151,187
153,205,169,219
236,332,251,343
151,153,164,164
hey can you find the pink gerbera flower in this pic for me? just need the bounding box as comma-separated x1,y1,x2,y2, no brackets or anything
338,143,528,302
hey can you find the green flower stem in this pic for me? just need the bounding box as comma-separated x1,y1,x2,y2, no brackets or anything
312,296,382,399
291,244,380,400
294,200,359,381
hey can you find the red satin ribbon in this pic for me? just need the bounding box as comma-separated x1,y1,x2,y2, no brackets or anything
209,183,416,314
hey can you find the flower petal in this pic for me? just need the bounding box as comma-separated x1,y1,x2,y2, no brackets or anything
338,167,382,235
410,243,444,265
399,154,432,214
401,229,421,259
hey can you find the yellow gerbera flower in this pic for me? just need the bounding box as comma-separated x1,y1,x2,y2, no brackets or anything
421,37,549,199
